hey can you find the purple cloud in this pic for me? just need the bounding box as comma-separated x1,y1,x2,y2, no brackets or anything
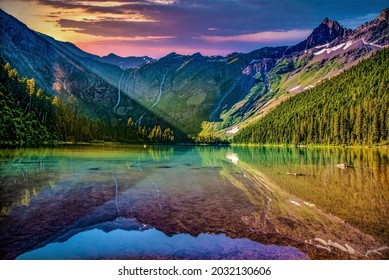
2,0,388,57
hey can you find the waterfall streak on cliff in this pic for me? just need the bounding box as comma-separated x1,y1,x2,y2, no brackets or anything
136,74,166,125
114,71,125,113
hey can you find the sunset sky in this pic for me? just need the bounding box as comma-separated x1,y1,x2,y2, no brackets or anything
0,0,387,58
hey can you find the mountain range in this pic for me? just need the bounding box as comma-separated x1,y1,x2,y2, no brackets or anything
0,8,388,140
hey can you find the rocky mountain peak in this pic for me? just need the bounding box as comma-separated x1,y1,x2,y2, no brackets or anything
352,7,389,46
312,18,345,40
284,18,348,55
321,17,342,29
378,7,389,20
106,53,119,58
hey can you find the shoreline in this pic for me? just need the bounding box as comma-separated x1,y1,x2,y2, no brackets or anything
0,141,388,149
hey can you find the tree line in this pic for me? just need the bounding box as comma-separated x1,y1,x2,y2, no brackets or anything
233,48,389,146
0,61,175,145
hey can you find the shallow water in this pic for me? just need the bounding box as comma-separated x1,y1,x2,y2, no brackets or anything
0,145,388,259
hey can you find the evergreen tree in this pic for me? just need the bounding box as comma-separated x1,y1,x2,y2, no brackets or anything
234,49,389,146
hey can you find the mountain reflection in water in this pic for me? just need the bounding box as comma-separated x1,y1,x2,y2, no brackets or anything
0,145,388,259
17,218,305,260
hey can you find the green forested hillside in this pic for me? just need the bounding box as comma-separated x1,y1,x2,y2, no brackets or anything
0,61,175,145
0,62,57,144
233,48,389,145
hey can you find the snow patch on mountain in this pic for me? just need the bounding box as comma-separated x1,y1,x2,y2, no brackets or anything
362,38,384,48
343,40,354,50
314,43,346,55
315,43,330,49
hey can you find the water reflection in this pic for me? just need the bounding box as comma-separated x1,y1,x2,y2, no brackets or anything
0,145,388,259
223,146,389,244
17,218,305,260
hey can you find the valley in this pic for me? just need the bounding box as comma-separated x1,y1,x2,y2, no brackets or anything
0,7,388,144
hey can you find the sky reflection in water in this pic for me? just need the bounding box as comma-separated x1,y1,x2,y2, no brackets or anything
17,218,305,260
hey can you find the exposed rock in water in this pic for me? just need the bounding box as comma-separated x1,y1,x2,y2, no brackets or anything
304,201,315,207
328,239,348,253
336,163,347,169
366,246,389,257
314,237,328,246
286,172,304,176
345,243,356,254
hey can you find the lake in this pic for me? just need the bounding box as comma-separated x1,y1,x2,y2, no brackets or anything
0,145,388,259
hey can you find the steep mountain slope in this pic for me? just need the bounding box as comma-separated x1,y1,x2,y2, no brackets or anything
0,9,120,117
38,34,155,70
0,9,179,136
218,8,389,138
0,60,176,144
350,7,389,45
233,48,389,145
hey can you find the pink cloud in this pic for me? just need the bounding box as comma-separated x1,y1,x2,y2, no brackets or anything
199,29,311,43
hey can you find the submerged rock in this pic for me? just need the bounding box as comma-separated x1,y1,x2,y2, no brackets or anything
88,167,100,171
